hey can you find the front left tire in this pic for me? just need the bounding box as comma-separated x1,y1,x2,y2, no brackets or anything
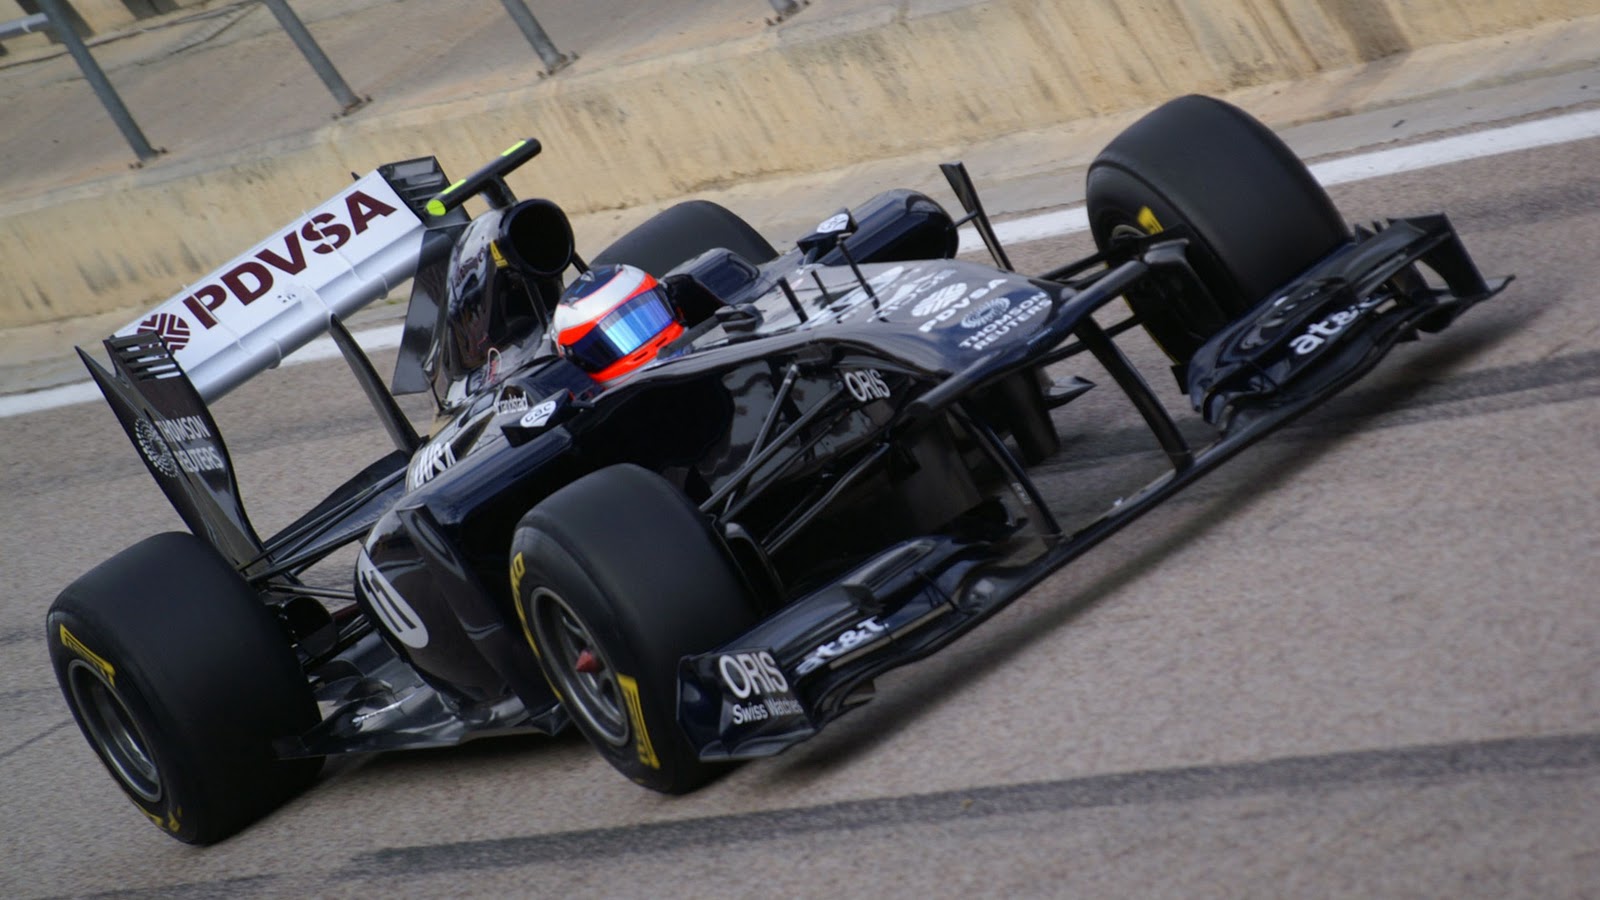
509,464,759,793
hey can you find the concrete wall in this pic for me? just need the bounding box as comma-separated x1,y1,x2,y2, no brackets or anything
3,0,1598,328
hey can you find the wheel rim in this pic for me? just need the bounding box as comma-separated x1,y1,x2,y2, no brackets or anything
529,588,630,748
66,659,161,802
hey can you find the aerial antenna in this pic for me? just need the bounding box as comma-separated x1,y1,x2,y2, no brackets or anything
810,270,834,305
777,277,808,323
835,241,877,303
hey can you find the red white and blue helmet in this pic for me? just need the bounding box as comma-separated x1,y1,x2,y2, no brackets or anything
553,264,683,381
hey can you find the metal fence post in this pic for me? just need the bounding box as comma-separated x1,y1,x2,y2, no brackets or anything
766,0,805,22
258,0,367,114
498,0,575,75
34,0,163,164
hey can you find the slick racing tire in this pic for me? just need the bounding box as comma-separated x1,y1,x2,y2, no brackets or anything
591,199,779,276
1086,94,1350,366
510,464,759,793
46,532,322,845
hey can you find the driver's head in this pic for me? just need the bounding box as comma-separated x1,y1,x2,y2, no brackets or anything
553,264,683,382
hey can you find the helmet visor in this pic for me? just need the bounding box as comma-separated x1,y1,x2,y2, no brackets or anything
560,290,677,374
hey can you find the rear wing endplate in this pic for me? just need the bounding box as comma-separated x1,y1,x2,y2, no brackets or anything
80,334,266,572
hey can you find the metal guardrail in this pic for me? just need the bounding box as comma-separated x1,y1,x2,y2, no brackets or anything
0,11,48,41
500,0,576,75
1,1,807,167
259,0,366,113
33,0,163,162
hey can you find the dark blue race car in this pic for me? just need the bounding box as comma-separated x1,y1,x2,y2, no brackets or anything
47,95,1505,843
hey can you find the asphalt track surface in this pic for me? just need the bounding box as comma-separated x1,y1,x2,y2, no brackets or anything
2,121,1599,896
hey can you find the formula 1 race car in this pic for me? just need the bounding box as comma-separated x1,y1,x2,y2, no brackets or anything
46,95,1506,843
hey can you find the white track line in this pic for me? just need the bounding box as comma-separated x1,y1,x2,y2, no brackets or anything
6,107,1600,420
959,106,1600,253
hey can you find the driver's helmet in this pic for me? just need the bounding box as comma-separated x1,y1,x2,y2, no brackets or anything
553,264,683,382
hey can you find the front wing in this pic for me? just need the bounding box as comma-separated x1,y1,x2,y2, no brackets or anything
678,214,1508,761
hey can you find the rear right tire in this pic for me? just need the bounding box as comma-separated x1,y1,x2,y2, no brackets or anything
591,199,778,276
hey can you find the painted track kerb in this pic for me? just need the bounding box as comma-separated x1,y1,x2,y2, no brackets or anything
3,107,1598,420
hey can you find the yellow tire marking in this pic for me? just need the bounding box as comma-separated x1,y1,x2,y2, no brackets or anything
59,624,115,686
509,552,526,601
616,674,660,769
139,806,181,833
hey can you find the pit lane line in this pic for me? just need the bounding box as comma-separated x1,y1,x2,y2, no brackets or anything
2,106,1598,421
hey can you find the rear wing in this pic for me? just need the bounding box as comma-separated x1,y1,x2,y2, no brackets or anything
112,157,469,403
85,141,548,570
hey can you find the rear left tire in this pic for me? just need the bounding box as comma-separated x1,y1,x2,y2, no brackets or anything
47,532,322,844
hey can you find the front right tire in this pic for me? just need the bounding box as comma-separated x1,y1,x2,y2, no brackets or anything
1086,94,1351,365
